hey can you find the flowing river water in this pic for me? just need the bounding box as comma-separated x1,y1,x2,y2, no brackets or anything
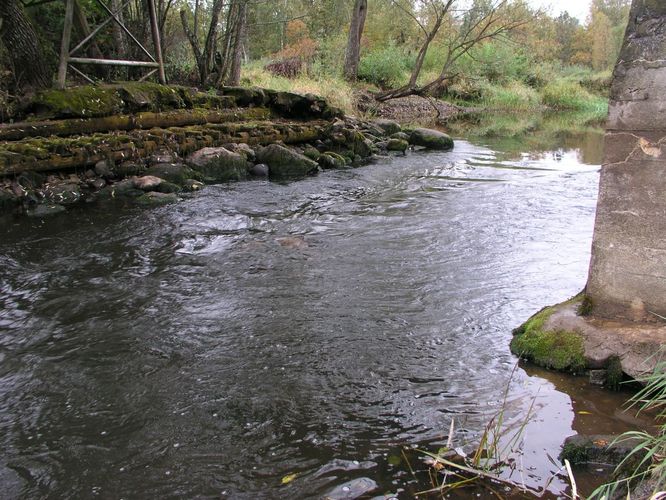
0,114,650,498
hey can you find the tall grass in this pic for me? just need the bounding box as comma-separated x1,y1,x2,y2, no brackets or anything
480,80,542,110
542,79,608,114
590,352,666,499
241,62,358,115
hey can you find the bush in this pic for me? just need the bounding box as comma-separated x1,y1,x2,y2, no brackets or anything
264,58,303,78
357,44,412,89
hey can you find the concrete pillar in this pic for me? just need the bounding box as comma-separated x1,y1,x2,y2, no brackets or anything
586,0,666,321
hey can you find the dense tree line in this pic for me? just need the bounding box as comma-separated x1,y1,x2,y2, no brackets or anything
0,0,630,99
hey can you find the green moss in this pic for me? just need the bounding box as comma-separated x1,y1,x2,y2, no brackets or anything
577,294,594,316
511,306,586,372
31,86,124,119
560,441,590,464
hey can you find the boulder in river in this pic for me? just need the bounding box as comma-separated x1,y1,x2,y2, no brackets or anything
186,147,249,182
146,163,198,186
255,144,319,178
249,163,269,177
386,138,409,153
133,175,163,191
135,191,179,206
409,128,454,150
373,119,402,136
43,183,82,205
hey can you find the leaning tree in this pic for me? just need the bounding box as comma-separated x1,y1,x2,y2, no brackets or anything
375,0,530,101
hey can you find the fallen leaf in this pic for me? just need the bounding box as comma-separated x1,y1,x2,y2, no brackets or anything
577,411,592,415
281,473,298,485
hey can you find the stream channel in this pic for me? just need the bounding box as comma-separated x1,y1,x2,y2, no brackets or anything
0,112,651,499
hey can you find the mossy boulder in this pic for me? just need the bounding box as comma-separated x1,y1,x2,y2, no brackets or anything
318,153,346,169
510,306,586,372
28,86,125,119
135,191,179,206
390,132,410,143
267,91,342,119
186,147,249,182
146,163,198,185
220,86,268,107
302,146,322,162
43,183,82,205
115,82,186,112
387,138,409,153
255,144,319,178
99,179,144,198
373,119,402,136
409,128,454,150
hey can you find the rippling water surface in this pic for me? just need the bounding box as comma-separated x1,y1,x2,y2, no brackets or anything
0,117,645,498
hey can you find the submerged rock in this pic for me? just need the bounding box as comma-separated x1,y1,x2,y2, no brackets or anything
256,144,319,178
0,188,20,209
27,204,66,217
324,478,378,500
560,434,645,468
409,128,454,150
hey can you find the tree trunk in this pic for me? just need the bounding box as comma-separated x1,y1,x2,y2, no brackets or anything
0,0,51,89
180,8,205,84
343,0,367,81
226,0,247,86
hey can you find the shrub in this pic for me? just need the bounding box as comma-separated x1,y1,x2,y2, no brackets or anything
357,44,412,89
264,58,303,78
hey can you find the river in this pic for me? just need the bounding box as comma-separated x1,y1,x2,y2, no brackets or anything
0,113,647,498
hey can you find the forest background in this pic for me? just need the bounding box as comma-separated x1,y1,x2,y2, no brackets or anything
0,0,630,118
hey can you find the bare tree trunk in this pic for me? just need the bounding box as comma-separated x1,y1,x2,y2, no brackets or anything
0,0,50,89
343,0,367,81
202,0,225,83
227,0,247,86
180,7,205,84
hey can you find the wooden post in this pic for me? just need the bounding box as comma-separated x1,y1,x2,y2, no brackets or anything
57,0,75,88
147,0,166,84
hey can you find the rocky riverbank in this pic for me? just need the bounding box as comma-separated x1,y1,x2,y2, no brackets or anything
0,83,454,216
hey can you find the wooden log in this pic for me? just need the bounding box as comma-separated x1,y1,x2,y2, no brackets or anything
0,108,272,141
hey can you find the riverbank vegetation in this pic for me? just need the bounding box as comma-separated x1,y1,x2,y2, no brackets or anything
0,0,630,119
591,354,666,498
